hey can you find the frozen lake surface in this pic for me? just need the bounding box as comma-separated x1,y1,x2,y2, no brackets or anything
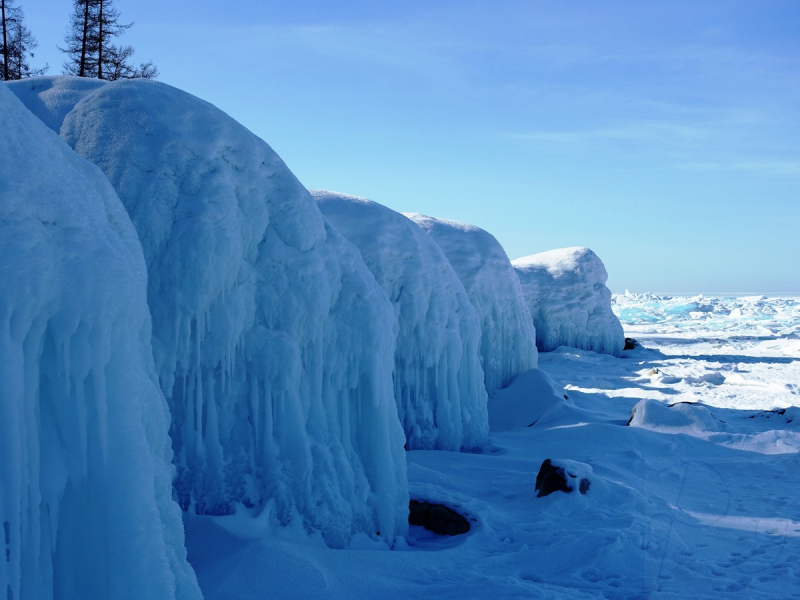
187,294,800,599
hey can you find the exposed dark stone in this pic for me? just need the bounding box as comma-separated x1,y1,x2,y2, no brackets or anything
624,337,639,350
408,500,470,536
750,408,793,424
535,459,590,497
535,459,571,497
626,405,638,426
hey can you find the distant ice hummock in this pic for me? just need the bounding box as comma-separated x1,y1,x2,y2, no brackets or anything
0,84,201,599
406,213,538,394
314,191,489,451
20,79,410,548
513,247,624,356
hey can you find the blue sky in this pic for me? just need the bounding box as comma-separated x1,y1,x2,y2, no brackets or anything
24,0,800,292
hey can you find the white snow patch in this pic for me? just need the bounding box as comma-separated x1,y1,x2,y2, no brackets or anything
628,400,729,435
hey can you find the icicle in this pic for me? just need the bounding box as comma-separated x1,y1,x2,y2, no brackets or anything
46,79,408,547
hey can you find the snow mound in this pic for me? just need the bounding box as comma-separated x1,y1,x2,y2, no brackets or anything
6,75,107,133
0,85,200,599
314,191,488,451
56,80,408,547
488,369,568,431
512,247,624,356
627,400,729,435
406,213,538,394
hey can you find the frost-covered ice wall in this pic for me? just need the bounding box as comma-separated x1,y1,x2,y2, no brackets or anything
0,86,200,599
407,214,538,394
32,79,409,547
314,192,489,451
512,247,624,356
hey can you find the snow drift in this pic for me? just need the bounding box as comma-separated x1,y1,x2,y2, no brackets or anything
407,213,538,394
512,247,624,356
488,369,567,431
314,191,488,451
7,76,107,133
0,85,200,599
627,400,729,435
42,79,408,547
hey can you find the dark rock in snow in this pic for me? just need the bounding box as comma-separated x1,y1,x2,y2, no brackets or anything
626,404,638,426
749,407,796,425
624,337,639,350
535,459,590,498
408,500,470,536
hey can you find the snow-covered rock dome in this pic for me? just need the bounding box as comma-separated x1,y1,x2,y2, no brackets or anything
14,78,410,547
406,213,538,394
314,191,489,451
512,247,624,356
0,85,201,599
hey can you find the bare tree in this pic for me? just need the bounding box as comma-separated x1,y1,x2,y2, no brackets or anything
104,44,158,80
1,0,47,80
61,0,157,80
1,0,7,80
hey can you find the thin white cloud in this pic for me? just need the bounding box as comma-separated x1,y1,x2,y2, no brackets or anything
675,159,800,176
511,121,714,146
508,118,800,177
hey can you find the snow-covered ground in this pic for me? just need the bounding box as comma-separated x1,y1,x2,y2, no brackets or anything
613,293,800,411
187,294,800,599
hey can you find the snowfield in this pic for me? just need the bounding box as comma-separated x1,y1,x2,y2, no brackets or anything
187,293,800,599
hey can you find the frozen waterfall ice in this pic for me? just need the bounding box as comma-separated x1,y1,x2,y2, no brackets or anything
36,79,410,548
512,247,624,356
0,83,201,600
314,191,489,451
406,213,538,394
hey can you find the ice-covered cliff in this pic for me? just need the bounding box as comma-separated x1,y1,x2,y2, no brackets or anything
314,191,489,451
23,79,409,547
407,214,538,394
0,85,201,599
512,247,624,356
